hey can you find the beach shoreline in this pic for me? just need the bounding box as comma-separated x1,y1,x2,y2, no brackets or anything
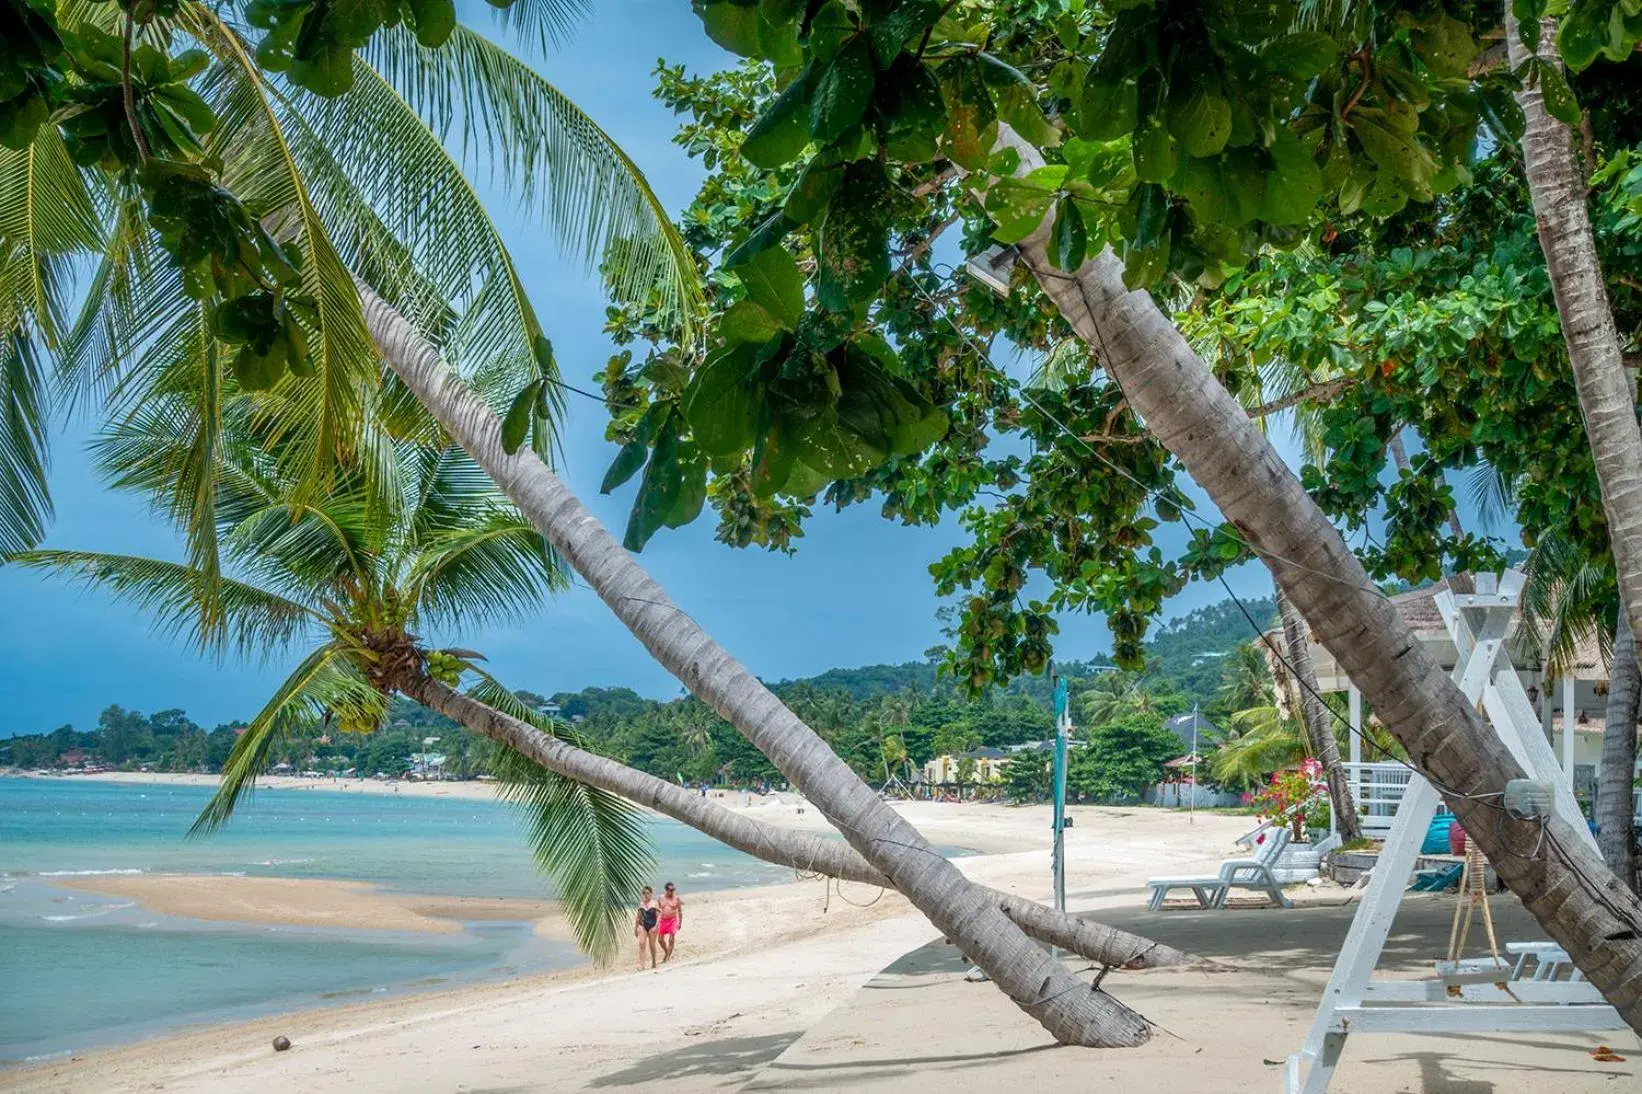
2,801,1259,1090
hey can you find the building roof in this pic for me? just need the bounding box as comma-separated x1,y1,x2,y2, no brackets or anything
960,746,1009,760
1162,711,1223,751
1282,572,1611,694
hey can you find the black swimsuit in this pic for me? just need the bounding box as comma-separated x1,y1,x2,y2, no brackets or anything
640,906,658,930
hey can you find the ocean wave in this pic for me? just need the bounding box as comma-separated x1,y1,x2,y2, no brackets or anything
250,858,315,867
38,868,145,877
41,901,135,922
24,1050,76,1063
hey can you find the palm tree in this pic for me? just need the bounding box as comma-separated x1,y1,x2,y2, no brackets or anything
360,286,1156,1045
1212,705,1305,790
1275,588,1362,840
1077,671,1153,726
4,7,1162,1043
0,0,702,564
1215,641,1273,715
1520,530,1640,891
1505,13,1642,672
12,371,1181,971
992,124,1642,1029
12,395,663,958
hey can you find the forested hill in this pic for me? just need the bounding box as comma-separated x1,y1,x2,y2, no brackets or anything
541,593,1275,717
5,594,1276,781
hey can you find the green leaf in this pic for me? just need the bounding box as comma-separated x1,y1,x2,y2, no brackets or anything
1351,107,1436,182
1167,82,1233,158
783,159,844,224
814,164,889,310
1409,14,1478,79
1133,117,1178,183
600,441,648,494
502,380,541,454
624,421,684,551
684,345,762,457
1534,60,1580,125
1050,195,1087,271
1476,84,1526,142
866,0,942,64
405,0,457,47
719,299,785,344
940,58,997,171
742,67,814,168
1077,74,1138,140
877,55,946,136
1260,32,1338,79
696,0,763,57
723,211,794,266
756,5,802,67
809,37,875,144
1260,130,1323,226
734,247,805,329
986,178,1057,244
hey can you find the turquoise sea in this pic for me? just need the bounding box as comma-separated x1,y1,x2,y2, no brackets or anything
0,776,793,1063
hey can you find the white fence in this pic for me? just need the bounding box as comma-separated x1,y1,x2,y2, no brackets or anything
1343,762,1415,835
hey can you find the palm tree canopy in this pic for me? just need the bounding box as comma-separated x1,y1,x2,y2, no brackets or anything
1,0,703,564
7,370,666,961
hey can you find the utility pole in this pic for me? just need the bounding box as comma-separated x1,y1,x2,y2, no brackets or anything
1051,671,1069,915
1189,703,1199,825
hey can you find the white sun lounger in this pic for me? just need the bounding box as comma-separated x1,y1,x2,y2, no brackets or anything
1147,828,1293,910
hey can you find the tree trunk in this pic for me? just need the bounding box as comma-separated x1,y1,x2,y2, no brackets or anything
396,671,1190,968
1507,13,1642,676
1275,587,1362,841
1597,606,1640,894
358,285,1151,1047
992,127,1642,1030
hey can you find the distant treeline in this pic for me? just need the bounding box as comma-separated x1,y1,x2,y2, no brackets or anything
4,595,1276,791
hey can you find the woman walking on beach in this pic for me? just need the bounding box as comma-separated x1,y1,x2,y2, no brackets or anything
634,886,660,970
656,882,683,963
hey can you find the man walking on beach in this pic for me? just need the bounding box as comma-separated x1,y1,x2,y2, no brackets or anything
656,881,683,963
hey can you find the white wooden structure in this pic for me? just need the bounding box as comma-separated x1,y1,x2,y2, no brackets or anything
1284,572,1624,1094
1296,574,1641,814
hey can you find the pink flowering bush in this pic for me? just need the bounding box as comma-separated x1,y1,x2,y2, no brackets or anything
1251,759,1329,841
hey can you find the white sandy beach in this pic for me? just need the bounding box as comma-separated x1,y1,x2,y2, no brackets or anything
6,779,1639,1092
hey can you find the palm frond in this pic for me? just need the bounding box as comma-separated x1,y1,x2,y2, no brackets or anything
191,645,379,833
0,128,103,347
469,671,655,962
6,548,318,660
1213,707,1304,787
1463,463,1517,533
408,511,568,629
0,130,104,551
56,193,180,412
184,2,379,503
485,0,590,53
281,51,556,425
0,333,52,553
365,24,704,337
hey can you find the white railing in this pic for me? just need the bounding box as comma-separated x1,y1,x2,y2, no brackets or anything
1343,762,1415,835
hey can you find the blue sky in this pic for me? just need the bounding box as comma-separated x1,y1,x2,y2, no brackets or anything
2,0,1312,735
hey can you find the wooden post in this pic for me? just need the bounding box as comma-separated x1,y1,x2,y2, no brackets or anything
1561,673,1577,780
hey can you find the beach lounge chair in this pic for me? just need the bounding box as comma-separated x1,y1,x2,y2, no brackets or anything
1147,828,1293,910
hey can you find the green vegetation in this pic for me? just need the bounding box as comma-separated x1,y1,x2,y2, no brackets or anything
3,590,1281,792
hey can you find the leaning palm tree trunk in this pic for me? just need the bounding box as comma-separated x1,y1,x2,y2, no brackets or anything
1506,13,1642,673
397,672,1191,969
1275,588,1362,841
1598,605,1640,893
358,285,1151,1047
990,126,1642,1031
